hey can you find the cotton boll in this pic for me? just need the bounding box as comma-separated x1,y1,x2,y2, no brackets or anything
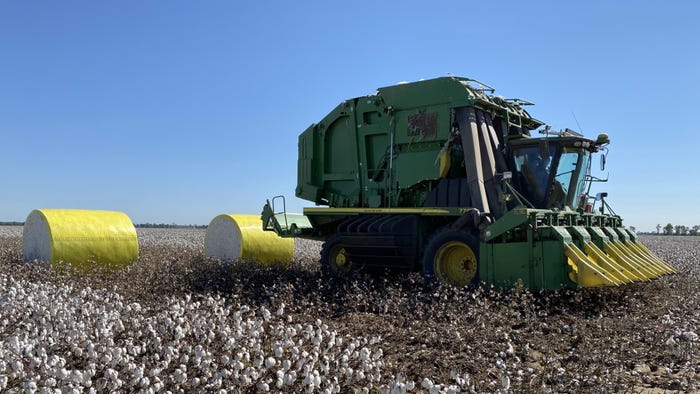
360,347,371,361
11,359,24,374
284,371,297,385
22,380,38,393
429,386,442,394
194,345,205,359
173,368,187,385
274,344,284,358
500,374,511,390
282,359,291,371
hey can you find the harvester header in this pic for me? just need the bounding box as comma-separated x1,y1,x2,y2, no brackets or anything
263,76,675,290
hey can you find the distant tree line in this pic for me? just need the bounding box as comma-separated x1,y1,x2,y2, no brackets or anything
0,221,24,226
654,224,700,236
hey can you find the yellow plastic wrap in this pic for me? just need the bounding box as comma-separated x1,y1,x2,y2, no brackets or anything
23,209,139,271
205,214,294,266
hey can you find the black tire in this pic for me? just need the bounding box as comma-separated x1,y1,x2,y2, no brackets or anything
422,227,480,288
320,234,354,277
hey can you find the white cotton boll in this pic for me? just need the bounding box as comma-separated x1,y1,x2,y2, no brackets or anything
276,303,285,316
71,370,85,384
11,359,24,373
190,377,200,387
104,368,118,381
282,359,291,371
506,342,515,356
7,336,21,353
257,382,270,392
274,344,284,358
22,380,37,393
254,356,264,367
446,385,460,394
264,357,276,368
194,345,205,359
44,377,56,388
429,385,443,394
303,374,314,386
390,382,406,394
174,368,187,385
422,377,433,389
284,371,297,385
682,331,699,342
261,307,272,321
149,367,162,377
220,355,230,365
665,336,677,346
57,367,69,380
500,374,511,390
360,347,370,361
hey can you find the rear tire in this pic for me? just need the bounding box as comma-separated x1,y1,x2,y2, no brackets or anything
422,228,480,288
320,235,354,277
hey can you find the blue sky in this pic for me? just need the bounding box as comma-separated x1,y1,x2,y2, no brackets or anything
1,1,698,231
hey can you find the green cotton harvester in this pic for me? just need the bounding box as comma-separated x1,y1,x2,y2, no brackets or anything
262,76,675,290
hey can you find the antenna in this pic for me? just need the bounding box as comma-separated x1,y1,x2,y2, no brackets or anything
571,111,584,134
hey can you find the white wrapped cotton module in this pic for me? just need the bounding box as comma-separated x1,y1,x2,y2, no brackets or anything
205,214,293,266
23,209,139,271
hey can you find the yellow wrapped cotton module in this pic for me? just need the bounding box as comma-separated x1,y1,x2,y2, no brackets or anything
22,209,139,271
205,214,294,266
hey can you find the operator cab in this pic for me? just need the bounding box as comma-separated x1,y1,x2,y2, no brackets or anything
510,137,595,210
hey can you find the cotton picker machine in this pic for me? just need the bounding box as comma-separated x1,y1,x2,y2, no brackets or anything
261,76,675,290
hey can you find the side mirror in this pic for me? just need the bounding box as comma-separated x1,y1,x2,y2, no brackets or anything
600,154,606,171
595,192,608,201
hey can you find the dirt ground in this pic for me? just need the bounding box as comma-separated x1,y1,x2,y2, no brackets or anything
1,227,698,393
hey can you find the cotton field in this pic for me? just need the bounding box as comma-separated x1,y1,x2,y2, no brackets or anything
1,226,699,393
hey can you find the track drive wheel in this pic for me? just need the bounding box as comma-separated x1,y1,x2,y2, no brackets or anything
320,235,354,277
423,228,480,287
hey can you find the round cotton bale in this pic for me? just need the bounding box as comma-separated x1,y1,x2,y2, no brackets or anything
205,214,294,266
23,209,139,271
